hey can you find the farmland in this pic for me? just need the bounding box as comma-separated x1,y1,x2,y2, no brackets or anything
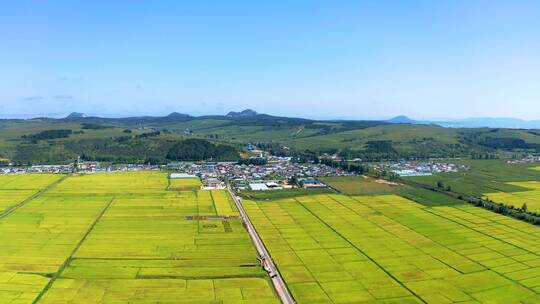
1,171,539,303
406,160,540,212
0,174,63,214
321,176,403,195
0,172,278,303
406,160,540,196
484,181,540,213
322,175,465,207
239,188,335,201
169,177,202,190
243,194,540,303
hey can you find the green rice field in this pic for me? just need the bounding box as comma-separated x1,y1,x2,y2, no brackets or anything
243,194,540,303
321,175,465,207
0,174,63,214
484,181,540,213
321,176,404,195
169,177,202,190
2,171,539,303
0,172,277,303
406,160,540,196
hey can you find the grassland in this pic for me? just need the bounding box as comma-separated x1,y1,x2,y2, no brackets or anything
6,114,540,165
243,194,540,303
0,172,278,303
287,124,459,151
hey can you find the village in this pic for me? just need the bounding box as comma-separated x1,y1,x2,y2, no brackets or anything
166,158,347,191
0,155,347,192
371,161,469,177
0,156,473,192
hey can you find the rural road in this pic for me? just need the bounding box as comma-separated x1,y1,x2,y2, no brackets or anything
227,186,296,304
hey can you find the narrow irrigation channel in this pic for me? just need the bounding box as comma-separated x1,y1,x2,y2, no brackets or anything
227,185,296,304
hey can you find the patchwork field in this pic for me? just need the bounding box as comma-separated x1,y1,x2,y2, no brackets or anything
322,175,465,207
240,188,335,201
0,172,278,303
0,191,111,302
49,171,168,195
3,171,539,303
484,181,540,213
406,160,540,196
0,174,63,214
243,194,540,303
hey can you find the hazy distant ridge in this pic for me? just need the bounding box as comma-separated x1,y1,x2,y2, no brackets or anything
386,115,540,129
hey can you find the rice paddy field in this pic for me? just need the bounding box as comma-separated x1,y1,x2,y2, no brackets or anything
484,181,540,213
243,194,540,303
169,177,202,190
322,175,465,207
2,170,540,303
406,160,540,196
0,172,277,303
321,176,404,195
0,174,63,214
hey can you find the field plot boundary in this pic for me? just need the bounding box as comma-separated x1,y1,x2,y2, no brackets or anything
424,207,538,257
420,207,540,293
0,174,68,220
293,196,428,303
33,197,115,303
340,194,540,294
331,195,468,275
245,193,540,303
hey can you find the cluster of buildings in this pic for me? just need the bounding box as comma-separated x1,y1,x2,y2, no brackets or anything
169,160,345,180
246,178,327,191
1,164,73,174
371,161,468,177
507,156,540,164
168,159,346,191
170,173,225,189
0,162,162,175
0,154,344,192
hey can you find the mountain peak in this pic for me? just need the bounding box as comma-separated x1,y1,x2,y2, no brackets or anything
226,109,258,117
387,115,417,124
66,112,87,119
166,112,190,118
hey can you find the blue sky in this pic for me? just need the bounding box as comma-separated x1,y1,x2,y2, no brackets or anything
1,1,539,119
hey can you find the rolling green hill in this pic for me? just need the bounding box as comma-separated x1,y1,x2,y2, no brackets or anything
1,111,539,164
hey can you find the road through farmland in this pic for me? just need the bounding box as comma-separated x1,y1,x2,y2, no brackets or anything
228,186,296,304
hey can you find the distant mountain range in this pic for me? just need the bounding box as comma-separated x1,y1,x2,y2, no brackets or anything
386,116,540,129
19,111,540,130
4,109,540,165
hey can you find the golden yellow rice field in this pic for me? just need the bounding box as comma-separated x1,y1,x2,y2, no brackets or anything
244,194,540,303
484,181,540,213
0,172,278,303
